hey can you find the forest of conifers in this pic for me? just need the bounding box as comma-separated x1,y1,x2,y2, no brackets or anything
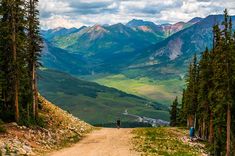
0,0,42,124
170,10,235,156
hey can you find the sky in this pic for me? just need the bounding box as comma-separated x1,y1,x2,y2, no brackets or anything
39,0,235,29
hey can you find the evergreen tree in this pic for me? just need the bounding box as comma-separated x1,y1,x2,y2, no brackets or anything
0,0,23,121
231,23,235,156
26,0,42,120
184,54,199,128
197,48,211,140
0,0,42,124
170,97,179,127
178,89,187,126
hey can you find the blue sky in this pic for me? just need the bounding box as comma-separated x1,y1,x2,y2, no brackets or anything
39,0,235,29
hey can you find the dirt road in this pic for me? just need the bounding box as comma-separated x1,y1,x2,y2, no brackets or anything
48,128,140,156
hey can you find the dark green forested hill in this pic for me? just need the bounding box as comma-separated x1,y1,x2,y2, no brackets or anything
41,40,89,75
38,69,169,125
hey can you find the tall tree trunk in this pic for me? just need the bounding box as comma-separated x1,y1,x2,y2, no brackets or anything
187,115,194,128
32,64,38,119
216,126,222,156
226,104,231,156
32,66,35,119
29,0,38,120
12,4,19,123
209,112,214,143
202,118,206,140
35,76,38,119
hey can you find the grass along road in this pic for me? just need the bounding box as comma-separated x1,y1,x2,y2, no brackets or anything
132,127,207,156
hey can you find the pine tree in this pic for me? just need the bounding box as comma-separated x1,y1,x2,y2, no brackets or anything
197,48,211,140
0,0,42,125
184,63,193,127
170,97,179,127
178,89,187,126
26,0,42,120
231,24,235,156
211,21,227,155
207,24,221,146
224,11,234,156
0,0,20,121
0,1,4,110
184,54,199,128
0,0,12,118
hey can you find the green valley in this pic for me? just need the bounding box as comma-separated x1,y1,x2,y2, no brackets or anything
90,74,185,105
38,69,169,125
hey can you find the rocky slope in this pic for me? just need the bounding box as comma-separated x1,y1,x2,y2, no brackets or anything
0,96,93,156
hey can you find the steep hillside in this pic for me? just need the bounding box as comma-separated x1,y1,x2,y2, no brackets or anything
41,40,89,75
132,15,235,68
0,96,92,155
38,69,169,125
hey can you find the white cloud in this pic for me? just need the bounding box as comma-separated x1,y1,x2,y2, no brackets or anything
40,16,84,29
38,0,235,29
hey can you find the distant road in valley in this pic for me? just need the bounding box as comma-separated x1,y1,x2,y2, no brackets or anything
123,109,170,127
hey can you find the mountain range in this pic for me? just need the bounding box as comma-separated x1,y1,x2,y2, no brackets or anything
39,14,235,124
41,15,235,78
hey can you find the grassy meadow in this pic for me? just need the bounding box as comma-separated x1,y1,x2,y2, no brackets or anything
92,74,185,106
